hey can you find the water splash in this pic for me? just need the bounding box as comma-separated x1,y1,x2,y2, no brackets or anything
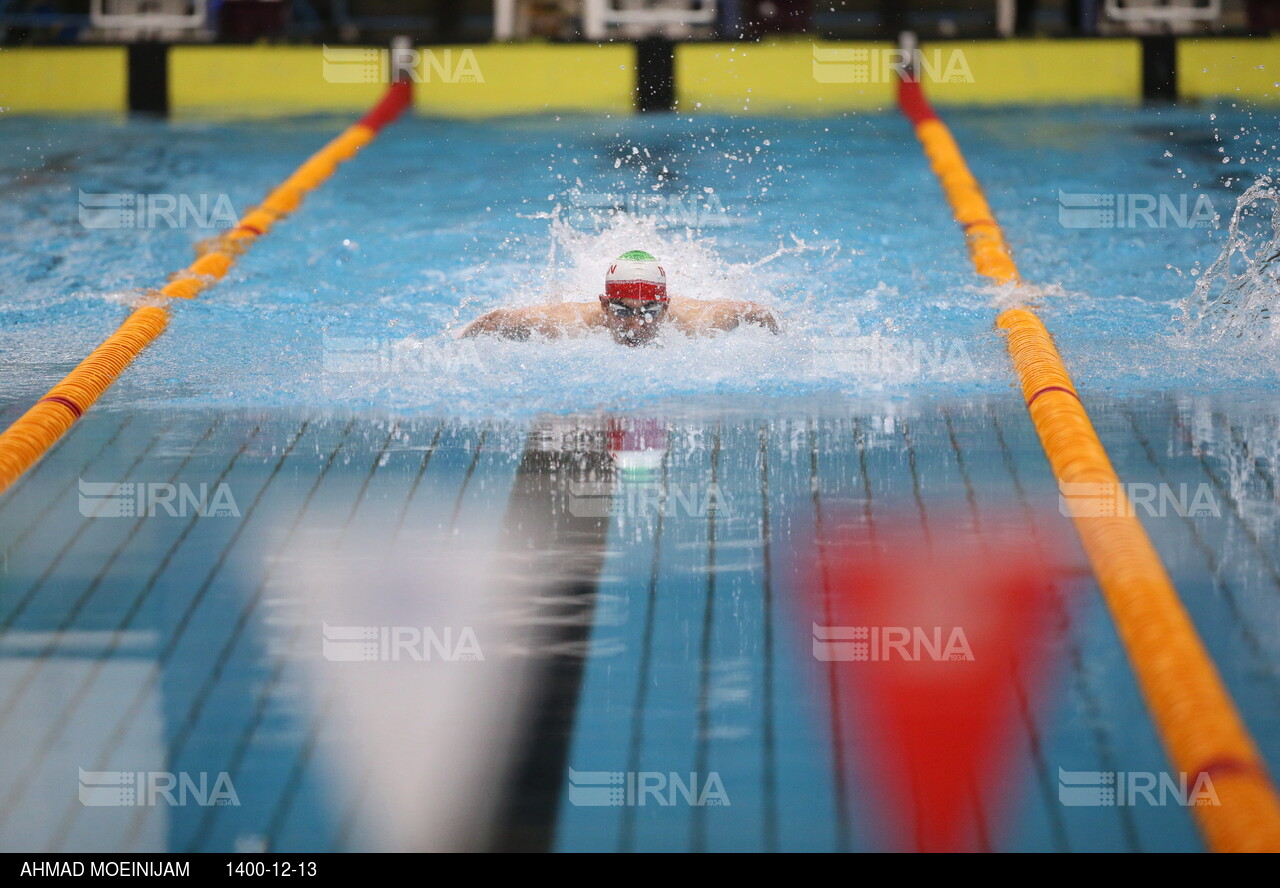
1181,177,1280,341
246,207,1000,417
506,194,829,311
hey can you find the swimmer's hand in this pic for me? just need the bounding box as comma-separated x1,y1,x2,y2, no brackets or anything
741,304,780,334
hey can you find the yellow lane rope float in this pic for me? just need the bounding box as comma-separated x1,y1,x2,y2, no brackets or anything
898,71,1280,853
0,80,413,496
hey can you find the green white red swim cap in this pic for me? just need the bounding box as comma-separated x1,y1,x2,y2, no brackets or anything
605,250,667,302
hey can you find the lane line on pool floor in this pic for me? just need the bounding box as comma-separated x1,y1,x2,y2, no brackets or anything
0,79,413,498
988,403,1143,851
895,50,1280,853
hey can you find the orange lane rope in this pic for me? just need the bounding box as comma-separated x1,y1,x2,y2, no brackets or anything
0,80,413,497
898,73,1280,853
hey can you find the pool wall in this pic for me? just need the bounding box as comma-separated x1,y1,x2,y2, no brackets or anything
3,37,1280,116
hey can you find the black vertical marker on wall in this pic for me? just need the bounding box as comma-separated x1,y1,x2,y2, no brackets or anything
1141,35,1177,101
128,43,169,116
635,37,675,112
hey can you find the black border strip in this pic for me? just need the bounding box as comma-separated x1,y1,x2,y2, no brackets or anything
486,424,615,852
1141,35,1176,101
635,37,675,113
127,42,169,116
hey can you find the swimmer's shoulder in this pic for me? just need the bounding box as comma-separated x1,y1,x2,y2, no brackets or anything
541,301,603,331
665,296,707,325
514,300,603,337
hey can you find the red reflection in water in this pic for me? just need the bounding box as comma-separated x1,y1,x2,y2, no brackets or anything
802,512,1063,852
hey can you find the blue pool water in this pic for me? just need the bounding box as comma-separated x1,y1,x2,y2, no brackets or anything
2,105,1280,852
3,106,1279,417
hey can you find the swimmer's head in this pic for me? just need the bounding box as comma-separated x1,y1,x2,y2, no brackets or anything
600,250,668,346
604,250,667,303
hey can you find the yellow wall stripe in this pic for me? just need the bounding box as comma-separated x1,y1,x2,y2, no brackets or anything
0,83,410,496
677,40,894,114
170,44,633,117
1179,38,1280,102
11,40,1274,117
0,48,127,113
899,76,1280,852
412,44,634,117
675,39,1139,114
926,39,1140,105
171,46,384,116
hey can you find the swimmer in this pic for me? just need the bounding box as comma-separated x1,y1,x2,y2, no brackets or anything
459,250,779,346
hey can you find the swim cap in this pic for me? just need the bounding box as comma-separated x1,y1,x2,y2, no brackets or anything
605,250,667,302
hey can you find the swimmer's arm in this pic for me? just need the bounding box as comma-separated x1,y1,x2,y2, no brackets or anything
458,307,539,340
459,308,523,339
459,303,592,340
704,300,780,334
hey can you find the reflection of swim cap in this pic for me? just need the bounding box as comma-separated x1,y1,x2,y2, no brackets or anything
607,417,667,481
605,250,667,302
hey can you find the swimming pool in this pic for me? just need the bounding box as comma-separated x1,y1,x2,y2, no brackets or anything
1,104,1279,852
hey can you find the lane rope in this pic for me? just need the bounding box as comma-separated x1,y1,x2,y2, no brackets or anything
896,59,1280,853
0,80,413,496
